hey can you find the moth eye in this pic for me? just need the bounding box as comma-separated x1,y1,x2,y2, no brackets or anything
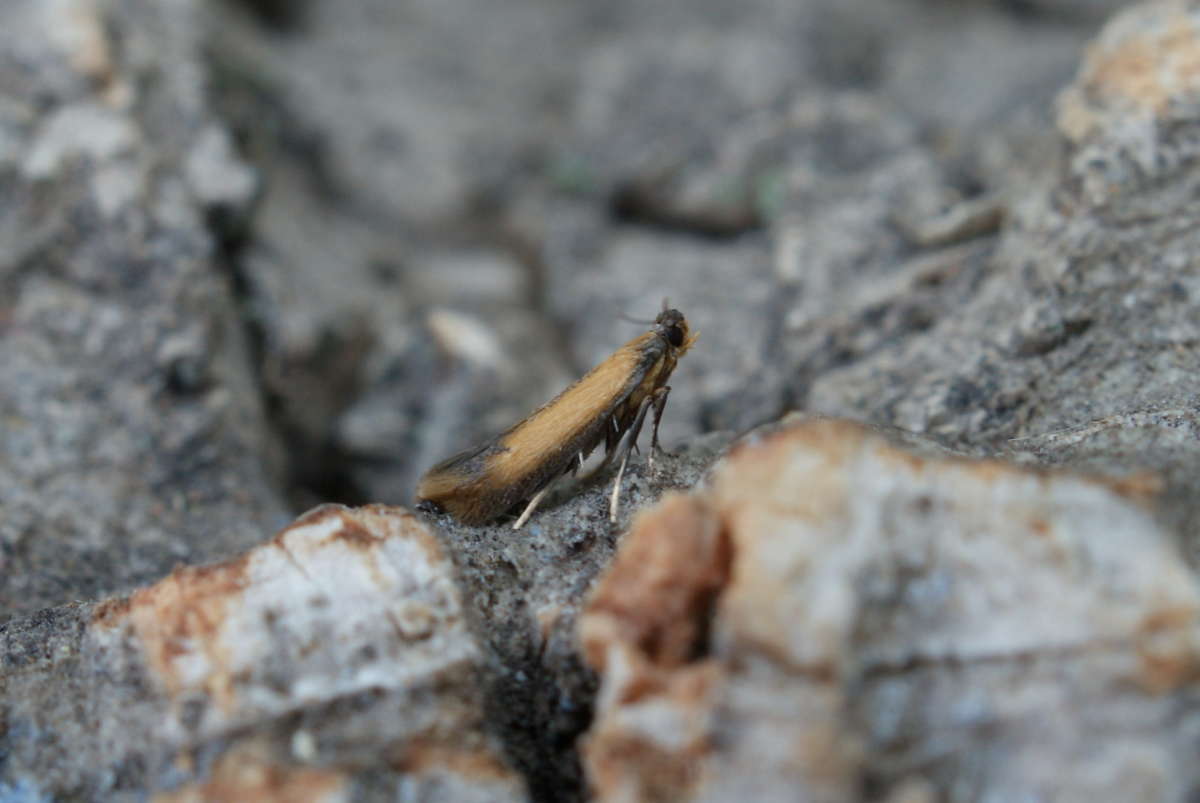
666,325,685,348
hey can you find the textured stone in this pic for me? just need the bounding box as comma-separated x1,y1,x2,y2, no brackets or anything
193,0,1104,524
0,0,288,621
0,505,524,802
424,431,731,802
7,0,1200,800
154,742,348,803
582,418,1200,802
805,1,1200,549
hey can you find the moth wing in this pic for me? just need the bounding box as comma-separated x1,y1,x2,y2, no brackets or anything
422,440,504,482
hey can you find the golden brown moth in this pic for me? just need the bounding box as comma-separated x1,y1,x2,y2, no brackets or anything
415,307,696,528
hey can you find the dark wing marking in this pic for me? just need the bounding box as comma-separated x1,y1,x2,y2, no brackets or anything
423,439,507,482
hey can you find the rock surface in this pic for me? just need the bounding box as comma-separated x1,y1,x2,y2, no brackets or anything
423,433,731,800
7,0,1200,801
582,419,1200,802
202,0,1104,512
806,0,1200,559
1,505,525,802
0,0,288,621
809,1,1200,444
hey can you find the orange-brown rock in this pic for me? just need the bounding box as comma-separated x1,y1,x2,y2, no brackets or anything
3,505,525,802
581,494,729,676
154,742,347,803
1058,3,1200,142
581,418,1200,802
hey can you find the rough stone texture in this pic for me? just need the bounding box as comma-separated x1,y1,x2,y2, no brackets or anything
806,0,1200,556
809,0,1200,445
0,0,289,621
10,0,1200,800
523,0,1095,451
425,433,732,802
205,0,586,508
0,505,525,802
200,0,1103,516
582,419,1200,802
153,743,349,803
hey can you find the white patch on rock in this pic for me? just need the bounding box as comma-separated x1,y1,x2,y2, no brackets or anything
23,103,138,179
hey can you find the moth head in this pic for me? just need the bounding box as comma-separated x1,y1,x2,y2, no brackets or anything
654,308,696,353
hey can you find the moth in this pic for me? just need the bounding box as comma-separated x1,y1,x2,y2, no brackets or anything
415,306,696,528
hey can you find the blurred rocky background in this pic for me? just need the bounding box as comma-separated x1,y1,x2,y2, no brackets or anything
5,0,1200,800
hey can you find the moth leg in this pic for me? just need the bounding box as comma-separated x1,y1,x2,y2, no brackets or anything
647,385,671,470
607,393,656,522
608,448,630,523
512,486,551,530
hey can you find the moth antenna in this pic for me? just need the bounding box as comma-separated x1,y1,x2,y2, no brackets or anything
617,309,654,325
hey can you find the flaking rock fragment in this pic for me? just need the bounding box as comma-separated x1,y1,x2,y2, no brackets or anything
0,505,525,802
581,418,1200,802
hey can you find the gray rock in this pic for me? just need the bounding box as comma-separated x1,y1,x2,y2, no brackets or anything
0,505,526,802
426,431,730,801
0,0,288,621
583,419,1200,802
196,0,1103,519
807,2,1200,553
7,0,1200,800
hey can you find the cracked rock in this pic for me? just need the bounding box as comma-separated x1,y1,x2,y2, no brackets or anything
0,0,287,621
422,433,732,802
806,1,1200,554
581,418,1200,802
0,505,525,802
